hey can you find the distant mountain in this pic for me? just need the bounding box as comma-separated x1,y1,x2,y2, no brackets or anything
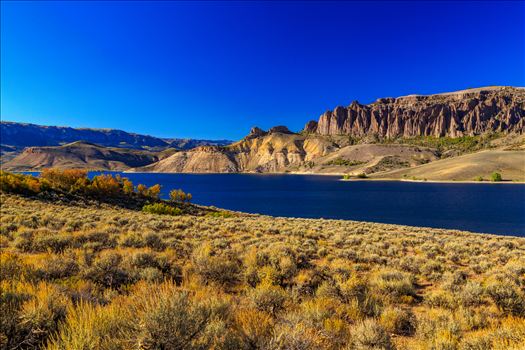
164,138,235,150
0,121,232,162
0,121,233,150
2,141,164,171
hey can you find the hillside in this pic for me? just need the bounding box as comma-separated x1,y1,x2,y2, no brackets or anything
372,148,525,182
137,127,441,174
1,141,165,171
1,189,525,349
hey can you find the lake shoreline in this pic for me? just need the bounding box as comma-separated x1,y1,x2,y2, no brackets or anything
127,170,525,184
18,169,525,184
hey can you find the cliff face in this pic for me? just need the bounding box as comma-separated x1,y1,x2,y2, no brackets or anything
304,87,525,138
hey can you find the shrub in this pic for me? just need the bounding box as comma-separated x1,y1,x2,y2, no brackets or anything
350,319,393,350
133,283,230,349
47,300,134,350
326,158,365,167
83,253,130,289
457,281,485,307
380,306,415,335
207,211,234,218
192,244,241,287
268,322,325,350
371,269,416,301
486,281,525,316
491,172,502,182
234,308,274,348
37,255,79,279
142,203,182,216
357,173,368,179
16,283,71,349
249,283,287,315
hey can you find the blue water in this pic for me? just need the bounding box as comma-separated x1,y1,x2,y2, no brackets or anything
26,172,525,236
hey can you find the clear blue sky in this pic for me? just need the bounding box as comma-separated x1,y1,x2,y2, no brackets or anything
1,1,523,140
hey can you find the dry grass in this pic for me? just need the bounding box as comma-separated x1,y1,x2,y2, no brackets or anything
373,149,525,182
1,193,524,349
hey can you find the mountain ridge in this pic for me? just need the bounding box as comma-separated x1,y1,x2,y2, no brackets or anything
0,121,233,150
3,86,524,179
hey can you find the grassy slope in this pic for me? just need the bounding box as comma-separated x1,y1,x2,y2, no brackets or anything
1,193,525,349
371,149,525,182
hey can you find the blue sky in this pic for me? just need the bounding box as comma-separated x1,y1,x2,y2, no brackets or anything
1,1,523,140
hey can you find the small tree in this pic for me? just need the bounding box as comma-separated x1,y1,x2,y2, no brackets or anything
169,189,191,203
122,178,134,194
491,172,502,182
137,184,148,196
146,184,161,199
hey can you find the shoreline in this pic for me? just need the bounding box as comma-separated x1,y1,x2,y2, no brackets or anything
127,170,525,183
341,177,525,184
11,169,525,183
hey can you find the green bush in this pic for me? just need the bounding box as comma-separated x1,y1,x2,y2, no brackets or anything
142,203,182,216
490,172,502,182
325,158,365,167
207,211,234,218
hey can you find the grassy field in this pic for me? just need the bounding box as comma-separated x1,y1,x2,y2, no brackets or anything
1,179,525,349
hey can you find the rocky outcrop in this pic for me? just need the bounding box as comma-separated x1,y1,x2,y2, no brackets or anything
304,87,525,138
136,127,342,173
135,127,441,174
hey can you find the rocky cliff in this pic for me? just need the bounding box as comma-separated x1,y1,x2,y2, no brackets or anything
303,86,525,138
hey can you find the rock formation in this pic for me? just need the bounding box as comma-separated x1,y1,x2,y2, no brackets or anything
304,87,525,138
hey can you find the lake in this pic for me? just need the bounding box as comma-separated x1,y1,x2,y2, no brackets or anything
81,173,525,237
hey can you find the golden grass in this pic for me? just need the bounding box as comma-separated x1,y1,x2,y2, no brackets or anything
1,193,524,349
